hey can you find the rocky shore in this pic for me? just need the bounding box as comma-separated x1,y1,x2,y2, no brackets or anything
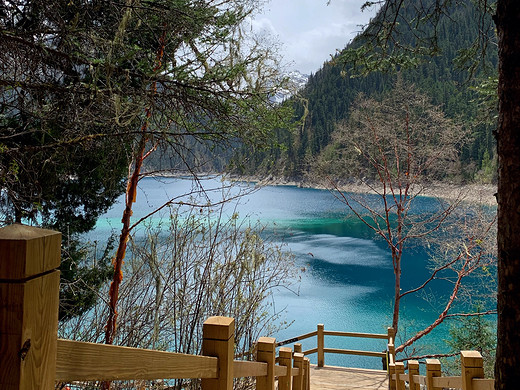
230,175,497,207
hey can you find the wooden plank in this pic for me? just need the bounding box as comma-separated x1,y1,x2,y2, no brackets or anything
413,375,426,386
303,348,318,356
233,361,267,378
1,226,61,390
0,224,61,280
323,330,388,339
276,331,317,347
309,365,387,390
275,365,287,377
201,317,234,390
256,337,275,390
473,379,495,390
323,348,386,358
433,375,463,388
278,347,292,390
56,339,218,381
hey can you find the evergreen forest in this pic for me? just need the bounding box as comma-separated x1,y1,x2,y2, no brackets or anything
232,1,498,184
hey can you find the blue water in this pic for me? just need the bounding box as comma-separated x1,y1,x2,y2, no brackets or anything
89,176,471,369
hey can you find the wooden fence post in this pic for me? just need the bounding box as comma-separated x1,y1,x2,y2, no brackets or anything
408,360,419,390
292,352,304,390
256,337,275,390
317,324,324,367
304,357,311,390
202,316,234,390
461,351,484,390
0,224,61,390
394,362,405,390
278,347,292,390
388,362,396,390
387,328,396,390
426,359,442,390
294,343,302,354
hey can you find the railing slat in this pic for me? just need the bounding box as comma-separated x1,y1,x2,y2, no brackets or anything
233,361,267,378
274,365,287,377
433,375,463,388
323,330,388,339
473,378,495,390
413,375,426,386
323,348,386,358
302,348,318,356
276,331,318,347
56,339,218,381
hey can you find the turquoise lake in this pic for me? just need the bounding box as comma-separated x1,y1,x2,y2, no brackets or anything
89,176,479,369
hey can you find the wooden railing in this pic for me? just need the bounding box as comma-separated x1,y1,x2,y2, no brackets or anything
0,224,496,390
388,351,495,390
276,323,395,369
1,224,310,390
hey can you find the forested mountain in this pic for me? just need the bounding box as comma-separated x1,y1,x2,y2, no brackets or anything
233,0,497,182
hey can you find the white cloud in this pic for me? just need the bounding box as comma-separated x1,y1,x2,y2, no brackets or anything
252,0,378,74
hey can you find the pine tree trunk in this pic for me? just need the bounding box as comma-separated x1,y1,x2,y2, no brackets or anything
494,1,520,388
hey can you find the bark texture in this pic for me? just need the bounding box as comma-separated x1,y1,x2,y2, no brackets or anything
495,1,520,388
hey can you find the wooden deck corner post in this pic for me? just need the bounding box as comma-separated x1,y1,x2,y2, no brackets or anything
0,224,61,390
304,357,310,390
317,324,324,367
407,360,419,390
387,329,396,390
425,359,441,390
256,337,276,390
394,362,405,390
388,362,396,390
461,351,484,390
202,316,235,390
292,352,304,390
278,347,293,390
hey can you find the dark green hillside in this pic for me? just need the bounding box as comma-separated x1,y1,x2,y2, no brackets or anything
235,0,497,182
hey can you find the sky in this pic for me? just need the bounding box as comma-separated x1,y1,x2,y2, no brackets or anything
251,0,379,75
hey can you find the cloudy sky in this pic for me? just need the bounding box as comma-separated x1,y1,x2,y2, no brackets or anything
251,0,378,75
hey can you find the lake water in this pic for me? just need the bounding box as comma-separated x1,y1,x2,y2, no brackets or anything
90,176,474,369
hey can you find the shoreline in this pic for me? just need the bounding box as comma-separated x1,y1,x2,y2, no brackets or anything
146,171,498,207
228,175,498,207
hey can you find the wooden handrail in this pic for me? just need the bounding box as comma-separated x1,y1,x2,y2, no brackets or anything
1,225,495,390
324,330,388,339
276,330,318,346
56,339,219,381
391,351,495,390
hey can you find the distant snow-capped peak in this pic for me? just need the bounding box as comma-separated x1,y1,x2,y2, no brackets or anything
271,70,309,103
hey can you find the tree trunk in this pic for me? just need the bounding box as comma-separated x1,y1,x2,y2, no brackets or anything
494,1,520,388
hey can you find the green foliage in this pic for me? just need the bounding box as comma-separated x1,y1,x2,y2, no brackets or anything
59,237,115,321
1,0,291,322
59,205,296,388
243,0,497,181
444,310,496,377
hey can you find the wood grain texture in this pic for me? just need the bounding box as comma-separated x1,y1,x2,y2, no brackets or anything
56,339,218,381
1,226,60,390
233,361,267,378
323,330,388,339
0,224,61,280
201,316,234,390
309,365,388,390
323,348,386,358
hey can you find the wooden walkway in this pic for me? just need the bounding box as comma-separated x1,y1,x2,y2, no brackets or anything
309,365,388,390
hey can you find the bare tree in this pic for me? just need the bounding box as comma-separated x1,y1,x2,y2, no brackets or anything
59,202,296,389
315,80,496,354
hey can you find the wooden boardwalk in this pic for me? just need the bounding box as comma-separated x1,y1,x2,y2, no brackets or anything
309,365,388,390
